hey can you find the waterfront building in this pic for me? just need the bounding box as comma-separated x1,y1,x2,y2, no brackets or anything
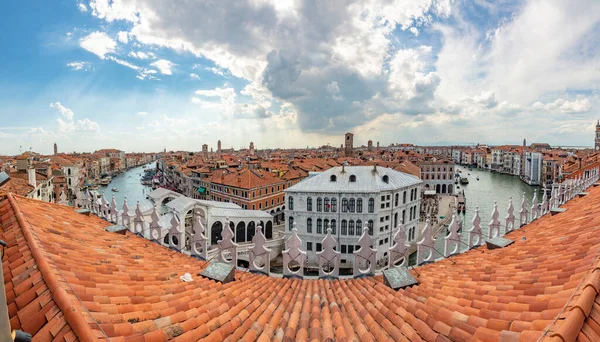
419,158,455,194
522,151,543,185
284,165,422,267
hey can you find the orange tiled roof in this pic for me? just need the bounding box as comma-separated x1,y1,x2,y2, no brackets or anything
2,190,600,340
0,177,33,198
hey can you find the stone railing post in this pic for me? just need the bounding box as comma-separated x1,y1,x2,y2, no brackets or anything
121,198,131,229
217,218,239,266
133,201,144,235
190,215,208,260
549,184,556,210
488,202,500,239
389,222,409,267
530,191,539,221
149,204,163,244
317,226,340,279
519,192,528,227
249,223,272,275
59,190,68,205
468,206,482,248
101,194,110,218
110,195,118,223
540,185,548,215
417,219,435,265
282,223,306,278
505,197,515,233
353,226,376,277
444,214,460,257
168,211,183,251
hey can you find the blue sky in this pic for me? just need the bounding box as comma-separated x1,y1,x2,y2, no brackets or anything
0,0,599,154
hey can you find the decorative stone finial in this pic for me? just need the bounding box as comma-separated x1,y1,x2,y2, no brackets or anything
530,191,539,221
518,192,528,227
110,195,118,223
249,223,272,275
389,221,409,267
417,218,436,265
505,197,515,233
191,214,208,260
217,218,239,265
59,189,68,205
149,204,162,244
468,206,482,248
133,201,144,235
444,214,460,257
317,226,340,279
488,202,500,239
122,197,131,228
282,224,306,278
353,226,376,277
168,210,183,251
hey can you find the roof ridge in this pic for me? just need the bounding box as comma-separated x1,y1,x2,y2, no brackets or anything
7,194,100,341
542,245,600,341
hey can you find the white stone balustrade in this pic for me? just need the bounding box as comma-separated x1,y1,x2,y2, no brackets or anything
530,192,539,221
110,195,118,223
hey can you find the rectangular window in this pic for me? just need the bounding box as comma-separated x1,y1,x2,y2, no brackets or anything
381,203,385,209
381,196,385,201
386,195,390,200
341,245,347,254
348,245,354,254
403,191,406,204
307,242,312,251
386,203,390,208
316,243,322,252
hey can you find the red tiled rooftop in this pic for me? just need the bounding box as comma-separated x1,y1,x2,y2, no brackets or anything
2,186,600,341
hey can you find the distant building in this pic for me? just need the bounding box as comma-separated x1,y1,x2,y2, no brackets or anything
53,142,58,156
367,140,373,152
595,120,600,151
419,159,455,194
344,132,354,157
285,165,422,268
217,140,222,156
202,144,208,159
522,151,543,185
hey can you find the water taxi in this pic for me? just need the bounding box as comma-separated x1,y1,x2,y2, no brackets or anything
99,177,112,186
460,177,469,185
111,188,119,192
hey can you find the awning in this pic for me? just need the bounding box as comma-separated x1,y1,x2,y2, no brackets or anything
197,187,206,193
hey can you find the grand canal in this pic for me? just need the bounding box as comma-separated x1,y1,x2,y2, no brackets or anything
99,163,156,205
455,167,541,228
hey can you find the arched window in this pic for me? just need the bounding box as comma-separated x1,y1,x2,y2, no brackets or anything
331,219,337,235
307,197,312,211
395,193,399,206
317,218,323,234
348,220,355,236
289,217,294,231
331,198,337,212
307,218,312,234
324,198,330,212
341,220,347,235
324,219,329,233
289,196,294,210
394,212,398,228
348,198,355,212
356,219,362,235
382,175,389,183
330,175,337,182
317,197,323,212
368,198,374,213
368,220,374,235
342,198,348,212
403,191,407,203
356,198,363,213
349,175,356,182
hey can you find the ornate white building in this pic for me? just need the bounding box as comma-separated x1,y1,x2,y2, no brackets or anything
284,165,422,268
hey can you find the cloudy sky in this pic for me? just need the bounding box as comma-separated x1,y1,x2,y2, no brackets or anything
1,0,599,154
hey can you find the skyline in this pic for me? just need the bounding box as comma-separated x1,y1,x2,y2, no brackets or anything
1,0,600,155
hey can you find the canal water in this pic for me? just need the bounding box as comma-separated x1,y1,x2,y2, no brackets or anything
454,167,541,228
98,163,156,205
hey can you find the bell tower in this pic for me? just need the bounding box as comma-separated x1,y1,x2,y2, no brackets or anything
344,132,354,157
595,120,600,151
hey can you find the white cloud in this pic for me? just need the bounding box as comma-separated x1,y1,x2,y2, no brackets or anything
128,51,155,59
66,61,91,71
532,97,592,114
149,120,160,127
137,111,148,116
50,102,101,135
150,59,175,75
189,73,200,80
77,2,88,12
117,31,129,44
79,31,116,59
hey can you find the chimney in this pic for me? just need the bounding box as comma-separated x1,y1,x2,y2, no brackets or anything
28,168,36,187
